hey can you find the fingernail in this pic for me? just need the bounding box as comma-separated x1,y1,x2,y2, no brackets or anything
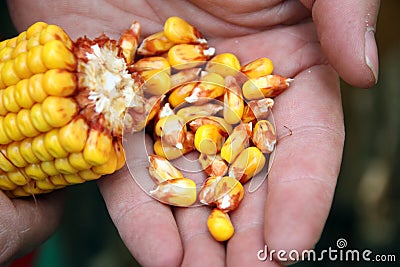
365,28,379,84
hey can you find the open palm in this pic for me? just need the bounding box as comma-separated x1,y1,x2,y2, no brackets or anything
6,0,379,266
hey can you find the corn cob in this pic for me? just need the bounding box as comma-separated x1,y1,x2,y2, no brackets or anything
0,21,145,197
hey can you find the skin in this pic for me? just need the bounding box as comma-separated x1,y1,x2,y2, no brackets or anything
3,0,380,266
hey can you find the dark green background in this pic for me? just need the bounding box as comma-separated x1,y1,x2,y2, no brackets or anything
1,1,399,266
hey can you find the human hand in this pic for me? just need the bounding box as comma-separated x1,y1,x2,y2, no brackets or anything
7,0,380,266
0,191,64,266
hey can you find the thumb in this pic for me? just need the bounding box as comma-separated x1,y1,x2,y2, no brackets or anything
301,0,380,88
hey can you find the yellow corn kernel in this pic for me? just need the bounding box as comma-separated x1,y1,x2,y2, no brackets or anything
4,113,25,142
6,37,17,48
11,40,28,59
15,79,35,109
137,31,175,56
242,75,293,100
44,129,69,158
92,146,117,175
194,124,225,155
148,154,184,183
23,181,52,195
154,114,186,149
188,116,232,134
58,117,88,153
28,73,47,103
26,33,41,50
54,158,78,174
7,171,28,186
0,90,6,115
170,68,201,88
205,53,241,77
17,109,40,137
43,69,77,96
6,141,28,168
16,31,27,43
30,103,52,132
198,176,221,205
42,40,76,71
153,137,194,160
42,96,78,127
176,103,223,123
0,148,16,172
2,60,20,87
228,146,266,184
114,140,126,170
63,173,85,184
164,16,206,44
25,163,47,180
41,161,59,176
68,152,92,171
200,71,225,85
32,134,54,162
207,209,234,242
83,129,112,166
36,178,58,190
168,44,215,70
241,57,274,79
19,138,40,164
39,24,73,50
132,56,171,74
150,177,197,207
242,98,274,123
168,82,197,108
118,21,141,65
49,174,69,187
223,76,244,125
220,123,251,163
27,45,48,74
10,187,29,197
0,117,12,144
198,153,228,177
213,176,244,212
0,126,7,151
0,47,13,63
3,85,20,113
0,62,5,89
252,120,276,154
14,52,33,79
78,169,101,181
0,174,18,190
26,22,48,39
185,80,225,104
142,69,171,95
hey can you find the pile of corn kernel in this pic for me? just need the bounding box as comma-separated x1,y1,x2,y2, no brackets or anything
132,17,293,241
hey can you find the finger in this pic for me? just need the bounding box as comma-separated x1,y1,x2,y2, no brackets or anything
226,182,281,267
98,134,183,267
174,206,225,267
264,65,344,263
301,0,380,87
0,191,64,265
